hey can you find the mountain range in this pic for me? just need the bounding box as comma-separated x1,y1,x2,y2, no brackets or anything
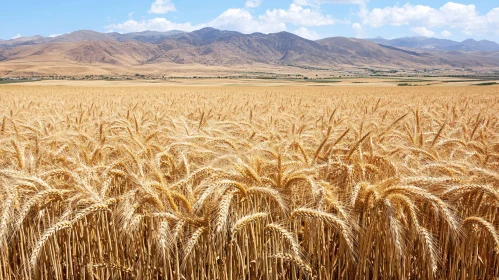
0,30,184,48
1,28,499,76
368,37,499,52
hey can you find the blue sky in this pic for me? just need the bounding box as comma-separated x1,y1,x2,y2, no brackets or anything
1,0,499,41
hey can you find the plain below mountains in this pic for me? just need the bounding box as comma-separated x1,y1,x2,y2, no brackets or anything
1,28,499,76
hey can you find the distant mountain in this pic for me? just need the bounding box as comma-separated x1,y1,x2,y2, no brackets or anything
316,37,433,66
0,30,185,49
458,39,499,52
151,27,338,65
369,37,499,52
115,30,184,44
1,28,499,76
49,30,117,43
0,35,46,49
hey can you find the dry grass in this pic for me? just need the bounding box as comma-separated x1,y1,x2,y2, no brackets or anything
1,84,499,279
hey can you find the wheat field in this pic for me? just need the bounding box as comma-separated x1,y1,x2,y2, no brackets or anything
1,84,499,279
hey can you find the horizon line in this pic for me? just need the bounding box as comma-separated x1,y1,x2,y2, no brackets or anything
2,27,499,44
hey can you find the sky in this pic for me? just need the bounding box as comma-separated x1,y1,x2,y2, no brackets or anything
1,0,499,42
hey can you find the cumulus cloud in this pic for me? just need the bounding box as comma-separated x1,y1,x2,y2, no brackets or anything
441,30,452,38
12,34,21,39
261,4,336,27
361,2,499,36
486,8,499,35
107,18,202,33
49,34,63,38
363,4,438,28
411,27,435,37
294,0,368,5
293,27,321,40
208,5,336,34
149,0,176,14
352,22,363,38
108,4,338,35
245,0,262,8
209,8,285,33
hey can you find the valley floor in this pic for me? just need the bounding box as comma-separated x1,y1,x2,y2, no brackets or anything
7,76,499,87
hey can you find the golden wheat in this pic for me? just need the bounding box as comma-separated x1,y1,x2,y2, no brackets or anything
0,84,499,279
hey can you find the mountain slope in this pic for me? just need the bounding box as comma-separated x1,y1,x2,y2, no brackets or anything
0,36,46,49
316,37,434,66
0,30,185,49
115,30,184,44
148,28,337,65
49,30,117,43
369,37,499,52
1,28,499,76
0,41,159,65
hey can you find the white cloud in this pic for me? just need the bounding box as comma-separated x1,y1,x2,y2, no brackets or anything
128,11,135,19
261,4,336,27
486,8,499,35
361,2,499,36
108,4,337,35
49,34,62,38
294,0,368,6
12,34,21,39
107,18,202,33
149,0,176,14
441,30,452,38
411,27,435,37
207,4,336,34
245,0,262,8
209,8,285,33
352,22,363,38
362,4,437,28
293,27,321,40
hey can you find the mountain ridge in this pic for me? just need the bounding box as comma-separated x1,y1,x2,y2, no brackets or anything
3,29,499,52
368,36,499,52
1,28,499,76
0,30,185,49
